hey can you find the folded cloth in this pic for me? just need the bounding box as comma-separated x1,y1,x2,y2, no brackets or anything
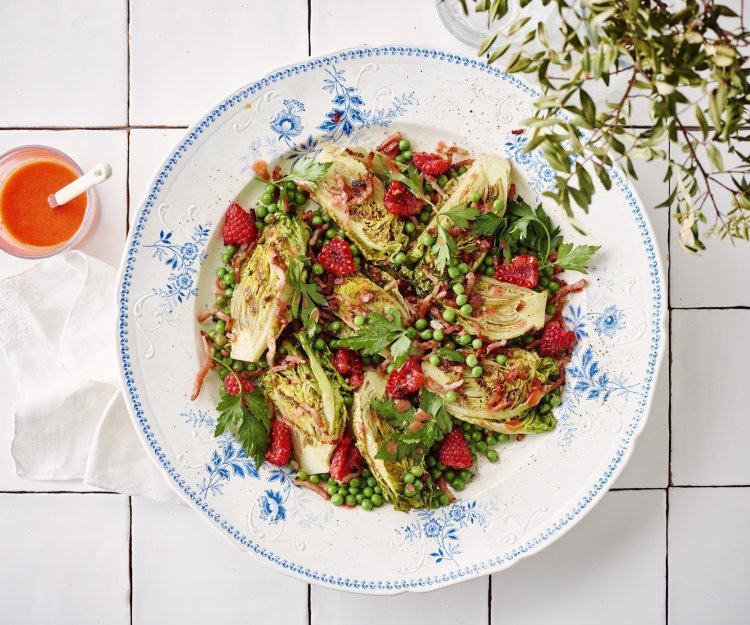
0,251,182,504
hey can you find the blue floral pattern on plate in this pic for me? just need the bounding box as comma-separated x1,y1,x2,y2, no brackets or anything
144,223,210,311
198,437,259,498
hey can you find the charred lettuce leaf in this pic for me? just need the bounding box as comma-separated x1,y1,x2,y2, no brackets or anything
229,217,310,362
454,276,546,341
263,335,348,473
422,348,559,423
331,274,411,330
351,372,432,511
298,146,408,261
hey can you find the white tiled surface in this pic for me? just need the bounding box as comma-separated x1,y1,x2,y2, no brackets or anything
1,2,748,623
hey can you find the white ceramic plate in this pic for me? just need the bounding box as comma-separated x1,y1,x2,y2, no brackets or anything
117,46,666,594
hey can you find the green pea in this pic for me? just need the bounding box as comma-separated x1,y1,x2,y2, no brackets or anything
498,433,511,443
354,315,365,326
349,477,362,489
221,252,232,264
459,469,473,481
232,361,245,373
446,390,457,403
543,265,555,276
471,365,483,378
452,479,466,491
338,487,349,497
255,221,264,232
437,174,448,187
327,477,336,485
433,329,445,342
349,486,360,496
349,244,359,256
395,155,407,164
367,477,376,488
419,329,433,340
413,480,424,492
426,455,437,468
452,283,465,295
224,287,234,298
331,494,344,506
322,214,331,223
487,435,498,446
429,354,441,366
263,214,275,225
444,470,456,482
261,192,274,205
546,304,557,316
495,354,508,365
403,473,415,484
285,180,297,191
406,327,418,340
460,304,473,316
398,138,411,151
550,395,562,407
327,484,338,496
436,462,446,471
458,166,468,175
438,493,450,506
255,205,268,218
309,475,320,484
361,499,374,511
539,277,550,288
410,465,424,477
402,150,413,160
469,190,481,203
371,494,384,507
325,228,337,239
484,266,495,276
477,440,487,452
353,257,361,266
451,170,459,179
540,403,551,414
215,294,227,306
214,335,228,348
471,338,483,349
394,252,407,264
465,354,478,367
218,369,228,380
492,198,505,212
403,484,417,498
355,493,365,503
470,430,482,442
313,338,325,351
487,449,499,462
344,494,356,506
404,221,416,234
443,308,457,323
455,294,468,306
430,468,443,480
215,267,227,278
415,319,428,331
458,334,472,346
422,234,436,246
448,267,461,279
294,192,306,205
329,339,340,349
418,210,431,223
311,215,323,226
386,364,395,373
462,422,472,432
246,362,258,372
215,320,227,335
444,340,456,350
549,282,560,292
264,183,276,195
373,485,382,494
363,486,374,498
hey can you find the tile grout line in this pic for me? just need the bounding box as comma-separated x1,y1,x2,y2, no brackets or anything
487,575,493,625
126,4,133,625
666,137,672,625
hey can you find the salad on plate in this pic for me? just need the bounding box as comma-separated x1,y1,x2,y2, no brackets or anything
194,134,599,513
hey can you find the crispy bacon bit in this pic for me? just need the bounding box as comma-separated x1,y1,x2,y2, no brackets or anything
215,277,226,292
436,477,457,503
252,160,270,180
197,307,219,323
297,479,331,500
190,334,215,401
486,340,507,353
272,165,282,181
231,244,254,282
452,158,475,169
376,132,401,158
215,311,232,323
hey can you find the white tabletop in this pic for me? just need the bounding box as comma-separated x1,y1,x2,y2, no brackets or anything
0,1,748,623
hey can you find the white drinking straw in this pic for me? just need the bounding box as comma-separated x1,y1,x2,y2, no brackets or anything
48,162,112,208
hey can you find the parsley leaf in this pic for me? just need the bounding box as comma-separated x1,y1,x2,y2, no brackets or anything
285,157,332,184
372,389,453,462
287,256,327,333
338,308,412,365
432,224,457,274
471,211,505,237
507,200,562,266
554,242,600,273
443,203,481,229
214,386,272,468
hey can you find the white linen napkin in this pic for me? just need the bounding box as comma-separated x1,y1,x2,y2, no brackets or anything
0,251,182,504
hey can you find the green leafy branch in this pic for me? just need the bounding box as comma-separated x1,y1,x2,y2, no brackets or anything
338,307,413,367
466,0,750,253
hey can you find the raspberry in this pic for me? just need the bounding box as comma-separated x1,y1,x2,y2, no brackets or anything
329,436,363,481
224,374,256,396
318,238,356,276
412,152,451,175
265,420,292,466
538,320,577,357
332,348,364,388
386,358,424,398
384,181,425,217
438,428,473,469
222,202,258,246
494,254,539,289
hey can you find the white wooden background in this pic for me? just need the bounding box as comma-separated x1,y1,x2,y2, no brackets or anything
0,1,748,623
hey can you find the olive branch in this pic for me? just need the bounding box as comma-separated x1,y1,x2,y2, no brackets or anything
460,0,750,254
